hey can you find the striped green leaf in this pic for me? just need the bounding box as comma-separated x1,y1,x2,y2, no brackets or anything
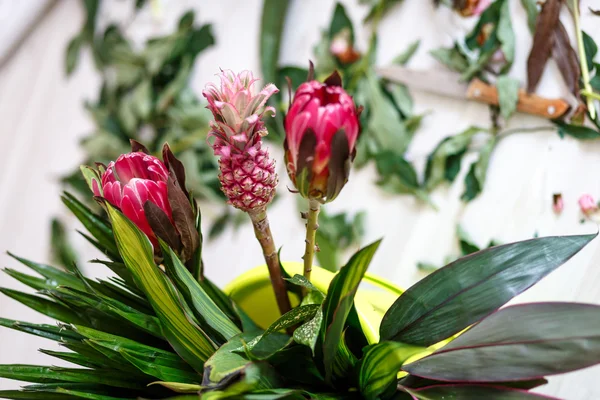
106,205,217,371
0,390,78,399
381,234,596,346
161,244,241,343
359,342,425,400
39,350,102,369
320,240,381,383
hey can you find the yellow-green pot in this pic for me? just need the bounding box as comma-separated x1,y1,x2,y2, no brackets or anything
224,262,403,344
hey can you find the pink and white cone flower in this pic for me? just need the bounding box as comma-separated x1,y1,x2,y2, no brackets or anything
284,71,361,202
87,142,199,260
203,70,279,212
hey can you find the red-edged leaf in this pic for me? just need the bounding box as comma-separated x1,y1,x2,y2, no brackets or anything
403,303,600,382
380,233,596,346
527,0,562,92
407,384,559,399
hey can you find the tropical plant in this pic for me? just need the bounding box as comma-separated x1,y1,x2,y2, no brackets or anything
2,67,600,400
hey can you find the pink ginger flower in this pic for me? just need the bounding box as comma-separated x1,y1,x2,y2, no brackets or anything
284,70,361,202
203,70,279,212
579,194,598,216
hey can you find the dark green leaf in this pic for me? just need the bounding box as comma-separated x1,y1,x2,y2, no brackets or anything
457,225,480,255
8,252,85,291
66,35,83,76
555,120,600,140
583,31,598,72
403,303,600,382
61,192,118,257
0,288,87,325
425,127,481,191
359,341,425,400
461,138,495,202
260,0,290,85
497,0,515,70
320,240,381,383
380,233,596,346
0,318,83,343
0,365,148,389
329,3,354,42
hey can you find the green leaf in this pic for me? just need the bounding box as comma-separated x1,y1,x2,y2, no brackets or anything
54,286,162,338
50,218,79,269
520,0,539,33
430,45,469,73
403,303,600,382
293,308,323,354
119,348,200,383
149,381,201,393
425,127,481,191
497,0,515,70
0,390,78,400
407,384,558,399
320,240,381,383
0,365,148,389
496,75,520,119
244,304,319,353
106,205,216,372
583,31,598,72
61,192,118,258
0,318,83,343
380,233,596,346
161,244,241,343
555,120,600,140
461,138,496,202
456,225,480,256
8,252,85,290
260,0,290,85
3,269,50,291
359,341,425,400
66,35,83,76
329,2,354,42
363,0,404,23
0,288,87,325
392,40,420,66
202,332,282,392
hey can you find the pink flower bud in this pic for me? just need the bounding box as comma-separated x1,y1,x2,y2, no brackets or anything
284,70,361,202
87,142,199,260
578,194,598,216
98,152,172,243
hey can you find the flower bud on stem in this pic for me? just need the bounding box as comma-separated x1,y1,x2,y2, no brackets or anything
248,207,291,316
302,199,321,295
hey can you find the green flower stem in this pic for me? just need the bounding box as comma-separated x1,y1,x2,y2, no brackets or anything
302,199,321,294
581,90,600,101
248,207,291,316
572,0,596,120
